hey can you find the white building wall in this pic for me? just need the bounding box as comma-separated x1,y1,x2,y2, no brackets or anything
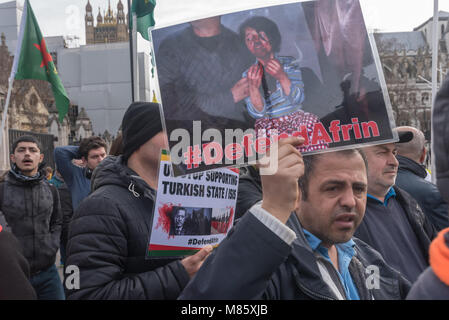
58,42,151,135
0,0,22,55
415,17,448,47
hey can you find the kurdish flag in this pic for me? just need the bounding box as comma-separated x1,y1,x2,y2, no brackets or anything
11,0,69,123
131,0,156,41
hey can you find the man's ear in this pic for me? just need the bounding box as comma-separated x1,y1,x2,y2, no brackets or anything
10,154,15,164
294,189,302,212
81,156,87,166
39,153,44,164
419,147,427,164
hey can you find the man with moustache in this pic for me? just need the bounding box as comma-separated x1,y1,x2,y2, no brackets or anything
180,137,410,300
355,132,437,283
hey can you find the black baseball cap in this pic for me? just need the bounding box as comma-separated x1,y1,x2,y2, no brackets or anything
396,130,413,143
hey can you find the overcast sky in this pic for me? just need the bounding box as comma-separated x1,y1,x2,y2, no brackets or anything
1,0,449,47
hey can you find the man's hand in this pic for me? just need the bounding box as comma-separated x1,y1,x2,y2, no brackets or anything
259,136,305,224
231,78,249,103
181,245,213,278
72,159,85,168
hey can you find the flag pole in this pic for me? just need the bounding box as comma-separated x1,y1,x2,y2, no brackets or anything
431,0,438,184
132,12,140,101
0,0,27,152
127,0,135,102
0,77,13,156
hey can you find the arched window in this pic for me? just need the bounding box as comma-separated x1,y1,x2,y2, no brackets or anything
421,92,430,105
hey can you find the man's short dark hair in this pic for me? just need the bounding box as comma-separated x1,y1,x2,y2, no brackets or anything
78,136,107,159
239,16,282,53
298,149,368,200
11,135,42,154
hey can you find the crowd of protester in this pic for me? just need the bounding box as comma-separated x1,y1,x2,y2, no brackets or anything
0,75,449,300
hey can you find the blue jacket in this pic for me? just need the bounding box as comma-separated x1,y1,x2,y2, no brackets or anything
179,212,411,300
54,146,90,210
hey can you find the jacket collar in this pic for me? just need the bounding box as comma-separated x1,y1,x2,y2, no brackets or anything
91,155,156,201
285,214,341,300
285,214,379,300
7,164,43,185
397,155,427,179
367,187,396,206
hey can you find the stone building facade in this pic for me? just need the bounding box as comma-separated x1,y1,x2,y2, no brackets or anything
0,32,110,170
85,0,128,45
374,11,449,139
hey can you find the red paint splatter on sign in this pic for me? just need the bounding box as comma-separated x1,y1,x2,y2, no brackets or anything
226,207,235,232
156,203,174,239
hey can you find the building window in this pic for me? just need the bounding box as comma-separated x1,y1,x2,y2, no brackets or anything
409,93,416,104
29,93,37,106
422,92,430,105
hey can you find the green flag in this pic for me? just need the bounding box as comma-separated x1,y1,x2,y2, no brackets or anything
12,0,69,123
131,0,156,41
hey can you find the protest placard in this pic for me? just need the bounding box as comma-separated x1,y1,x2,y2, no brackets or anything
152,0,397,176
147,150,239,258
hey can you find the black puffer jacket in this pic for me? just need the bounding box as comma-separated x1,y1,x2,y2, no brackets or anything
396,155,449,231
0,170,61,275
65,156,190,300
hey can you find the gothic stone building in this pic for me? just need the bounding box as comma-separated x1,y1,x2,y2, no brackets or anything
85,0,128,45
0,33,97,149
374,11,449,139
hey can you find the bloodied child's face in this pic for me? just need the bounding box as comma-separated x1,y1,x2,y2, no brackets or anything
244,27,272,60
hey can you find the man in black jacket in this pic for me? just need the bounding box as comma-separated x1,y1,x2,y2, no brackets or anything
180,138,410,300
433,74,449,205
355,134,437,283
48,170,73,265
395,126,449,231
65,102,212,300
0,135,63,299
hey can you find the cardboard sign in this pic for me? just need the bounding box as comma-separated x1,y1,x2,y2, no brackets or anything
147,150,239,258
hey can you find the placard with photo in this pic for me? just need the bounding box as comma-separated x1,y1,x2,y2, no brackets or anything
152,0,397,176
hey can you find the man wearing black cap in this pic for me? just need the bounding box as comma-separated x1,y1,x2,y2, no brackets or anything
65,102,212,300
354,133,437,283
